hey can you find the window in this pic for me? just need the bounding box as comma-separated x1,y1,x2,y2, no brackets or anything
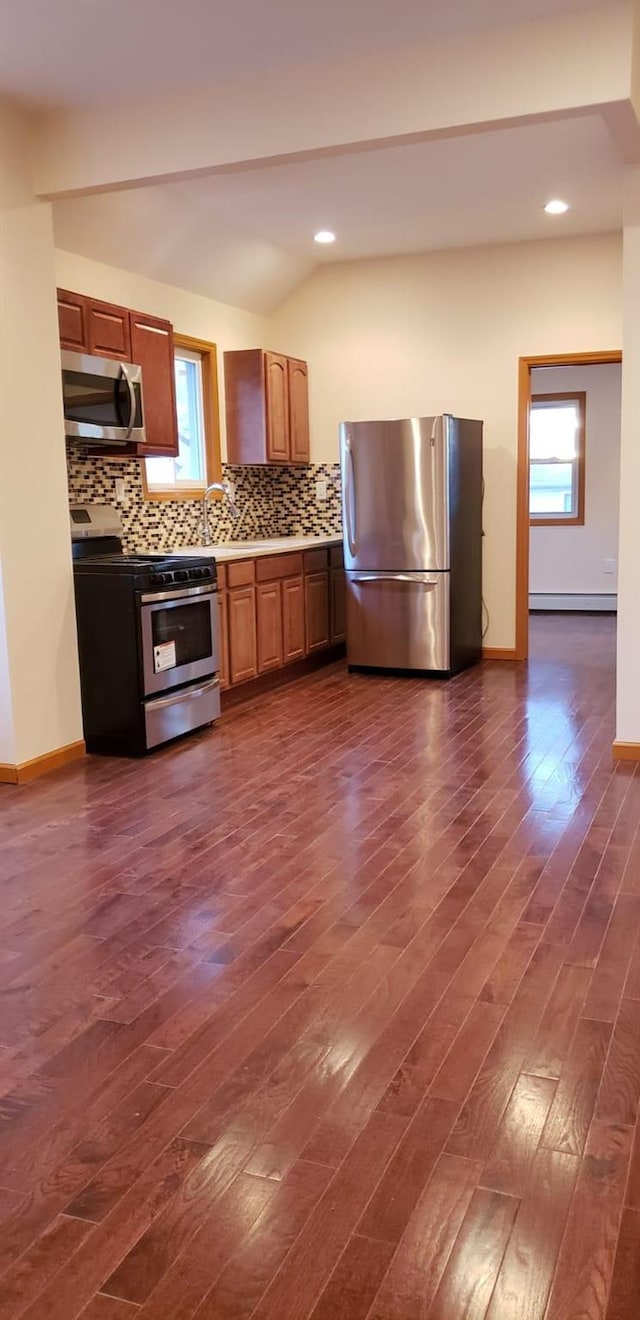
529,392,586,526
143,335,221,499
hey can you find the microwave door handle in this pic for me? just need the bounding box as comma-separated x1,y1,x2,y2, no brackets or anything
120,363,136,438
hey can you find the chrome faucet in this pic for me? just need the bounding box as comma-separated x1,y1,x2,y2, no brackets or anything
201,482,240,546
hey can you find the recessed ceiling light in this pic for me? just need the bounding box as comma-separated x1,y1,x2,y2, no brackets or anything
544,199,569,215
314,230,336,244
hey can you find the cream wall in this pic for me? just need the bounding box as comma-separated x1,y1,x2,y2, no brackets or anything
0,103,83,766
269,233,623,650
54,250,269,460
529,363,622,597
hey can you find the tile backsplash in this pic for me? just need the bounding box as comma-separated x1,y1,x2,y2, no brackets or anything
66,447,342,552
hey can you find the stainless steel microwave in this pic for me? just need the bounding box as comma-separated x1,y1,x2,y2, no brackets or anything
61,350,145,445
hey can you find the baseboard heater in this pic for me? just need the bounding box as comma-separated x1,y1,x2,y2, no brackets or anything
529,593,617,612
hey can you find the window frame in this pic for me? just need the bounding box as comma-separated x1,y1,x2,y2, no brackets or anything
142,333,222,501
528,390,586,527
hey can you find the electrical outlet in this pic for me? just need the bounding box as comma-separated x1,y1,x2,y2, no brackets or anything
225,480,236,500
114,478,127,504
315,479,327,501
603,557,616,575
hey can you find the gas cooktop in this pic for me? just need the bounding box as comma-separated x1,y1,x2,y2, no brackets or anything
73,551,217,591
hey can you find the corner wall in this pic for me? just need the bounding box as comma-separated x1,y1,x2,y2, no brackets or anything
268,232,623,649
0,103,83,767
616,164,640,747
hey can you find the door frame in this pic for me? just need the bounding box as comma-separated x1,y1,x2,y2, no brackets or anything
515,349,623,661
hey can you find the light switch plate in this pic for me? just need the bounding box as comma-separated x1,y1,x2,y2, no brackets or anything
603,558,616,574
114,478,127,504
315,480,327,501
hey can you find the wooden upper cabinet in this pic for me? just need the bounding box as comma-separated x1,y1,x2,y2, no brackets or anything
224,348,310,465
86,300,132,361
288,358,310,464
58,289,88,352
56,288,180,459
129,313,178,456
265,353,290,463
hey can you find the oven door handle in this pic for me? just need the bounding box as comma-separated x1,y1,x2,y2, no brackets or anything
140,583,217,604
120,362,137,439
146,678,219,710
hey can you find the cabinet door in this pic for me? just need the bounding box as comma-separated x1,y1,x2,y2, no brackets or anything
264,352,289,463
282,576,305,663
87,299,132,360
129,313,178,456
305,571,330,653
217,592,230,690
57,289,88,351
257,581,283,673
228,586,258,684
288,358,310,464
330,568,346,643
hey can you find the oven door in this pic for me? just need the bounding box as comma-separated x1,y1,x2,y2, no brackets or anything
140,584,218,696
61,351,145,445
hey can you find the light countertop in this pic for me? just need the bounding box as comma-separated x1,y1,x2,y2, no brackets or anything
173,534,342,563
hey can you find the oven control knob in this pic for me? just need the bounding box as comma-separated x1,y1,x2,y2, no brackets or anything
175,570,188,581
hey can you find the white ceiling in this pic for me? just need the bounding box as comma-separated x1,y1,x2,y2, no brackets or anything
52,114,623,315
0,0,611,110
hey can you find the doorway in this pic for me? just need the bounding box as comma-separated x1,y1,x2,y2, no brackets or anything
515,351,622,660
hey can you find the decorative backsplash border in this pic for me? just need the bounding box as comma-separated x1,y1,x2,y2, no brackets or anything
66,447,342,552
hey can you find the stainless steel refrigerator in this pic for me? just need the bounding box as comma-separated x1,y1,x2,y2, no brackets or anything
340,414,483,675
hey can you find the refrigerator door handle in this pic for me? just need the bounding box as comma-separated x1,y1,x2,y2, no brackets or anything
349,571,440,586
344,435,357,556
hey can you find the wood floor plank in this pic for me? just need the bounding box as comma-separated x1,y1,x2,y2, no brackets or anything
424,1185,519,1320
595,998,640,1128
544,1120,633,1320
366,1153,483,1320
541,1017,612,1156
307,1233,395,1320
480,1072,557,1197
604,1207,640,1320
198,1160,333,1320
0,616,637,1320
357,1096,456,1244
485,1145,579,1320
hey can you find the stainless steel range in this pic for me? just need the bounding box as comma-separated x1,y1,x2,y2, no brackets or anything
71,505,220,755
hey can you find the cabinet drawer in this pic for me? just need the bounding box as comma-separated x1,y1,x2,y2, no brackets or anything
329,544,344,569
226,559,256,588
304,548,329,573
256,553,303,582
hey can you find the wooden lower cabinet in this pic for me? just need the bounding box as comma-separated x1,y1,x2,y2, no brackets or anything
305,571,330,652
228,586,258,684
217,592,230,690
330,568,346,644
282,576,306,663
257,580,283,673
220,548,343,696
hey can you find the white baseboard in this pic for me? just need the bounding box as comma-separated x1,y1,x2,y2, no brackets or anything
529,593,617,612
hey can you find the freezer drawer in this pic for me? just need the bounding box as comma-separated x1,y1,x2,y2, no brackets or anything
346,570,450,672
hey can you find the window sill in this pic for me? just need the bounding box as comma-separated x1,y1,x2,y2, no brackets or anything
144,487,223,503
529,515,584,527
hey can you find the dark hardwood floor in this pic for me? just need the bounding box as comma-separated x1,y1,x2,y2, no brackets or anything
0,613,638,1319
